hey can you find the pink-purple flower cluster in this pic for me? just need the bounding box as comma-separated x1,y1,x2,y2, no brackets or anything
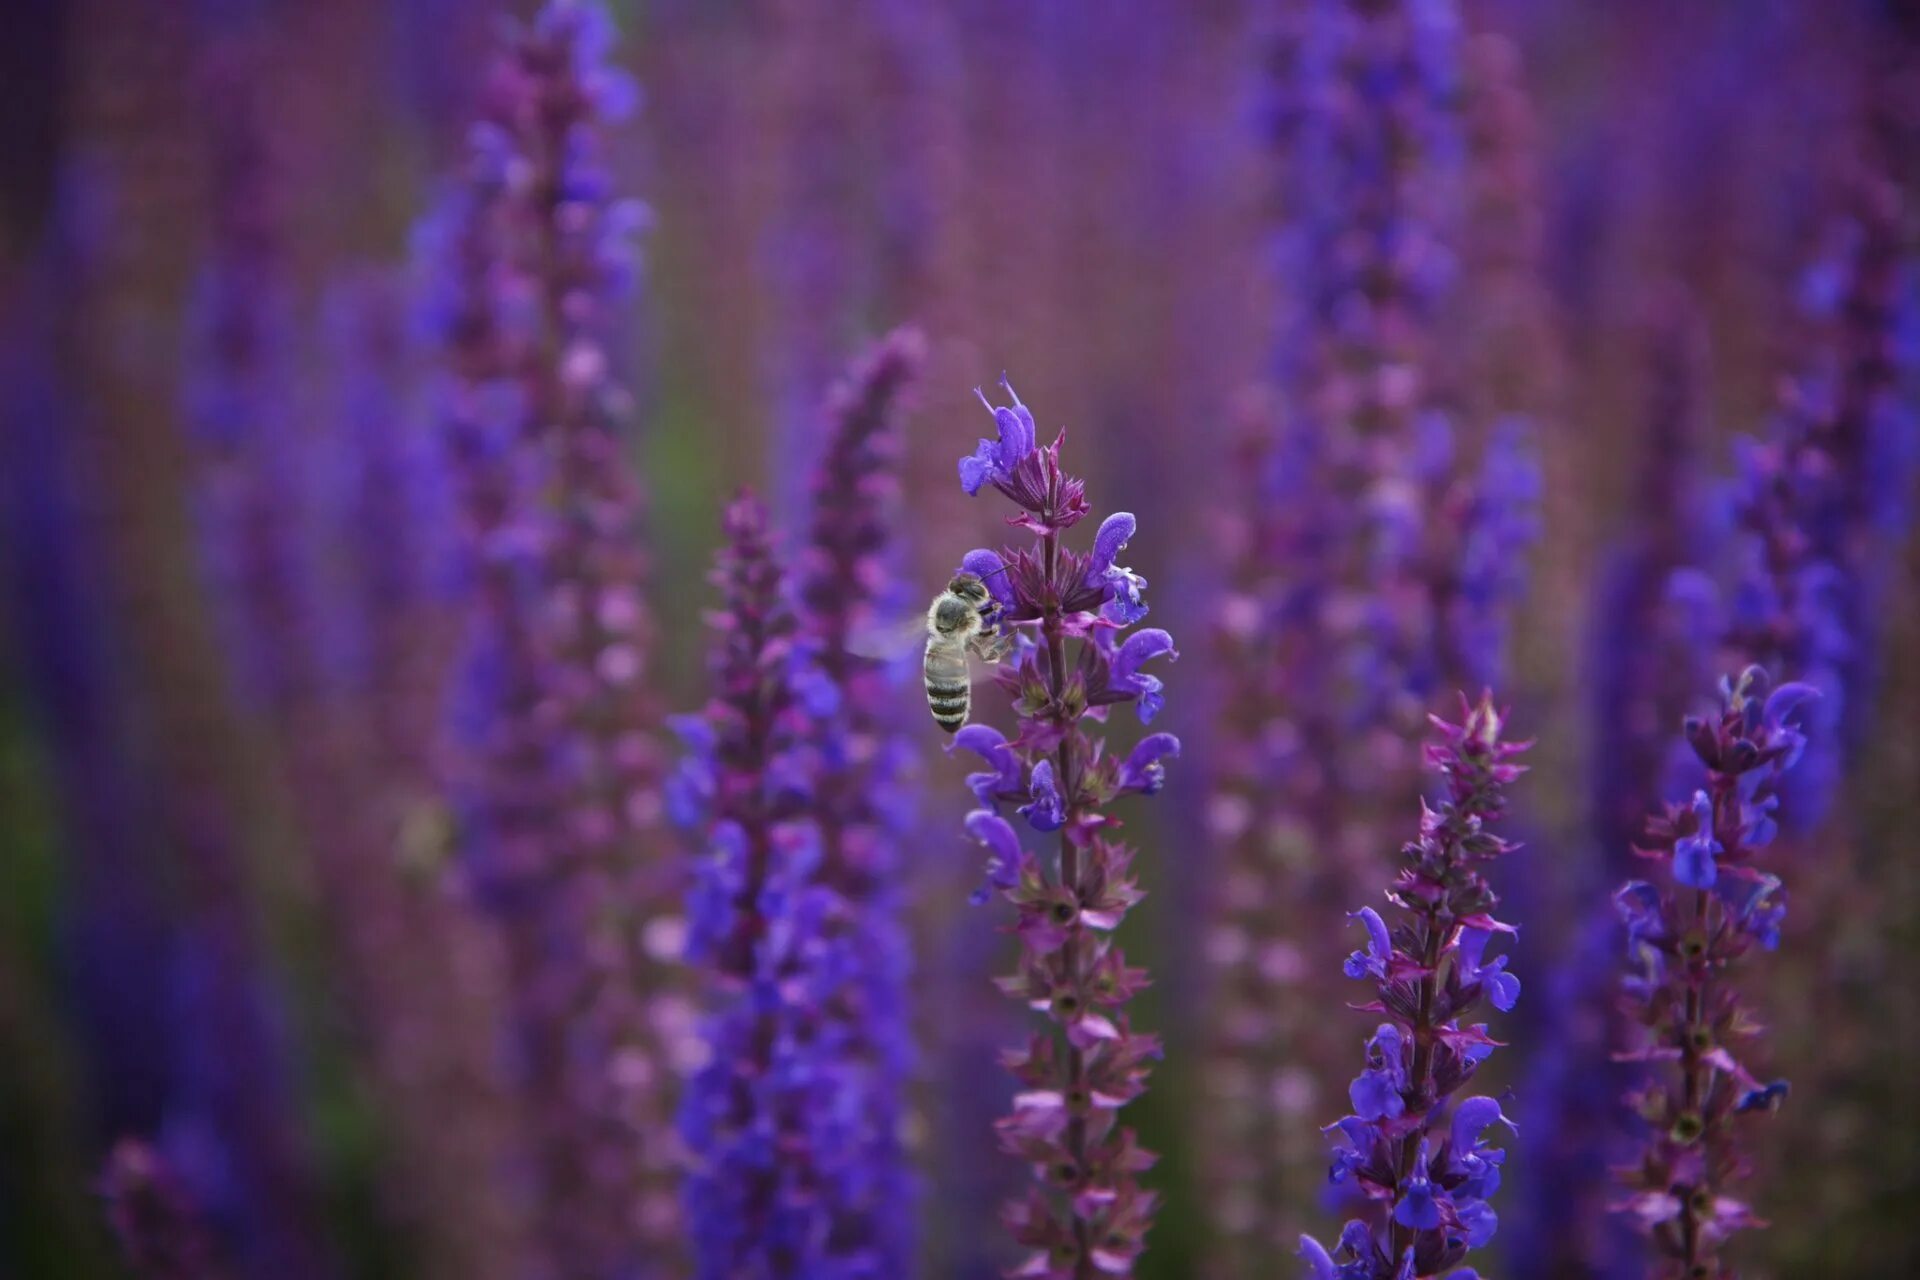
1300,694,1528,1280
1611,666,1813,1275
950,381,1179,1278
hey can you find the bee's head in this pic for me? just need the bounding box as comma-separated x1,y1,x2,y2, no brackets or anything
949,573,989,603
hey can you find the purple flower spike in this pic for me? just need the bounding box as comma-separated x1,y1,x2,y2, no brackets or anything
942,381,1173,1276
790,328,925,1272
1304,696,1530,1276
679,493,913,1275
1699,174,1913,835
1202,1,1543,1262
1612,665,1815,1277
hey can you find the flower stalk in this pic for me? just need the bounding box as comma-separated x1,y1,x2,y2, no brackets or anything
951,381,1178,1278
1301,694,1528,1280
1611,666,1814,1276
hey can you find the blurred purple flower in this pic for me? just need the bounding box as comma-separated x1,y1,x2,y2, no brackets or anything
424,3,679,1273
787,328,927,1272
1682,177,1915,831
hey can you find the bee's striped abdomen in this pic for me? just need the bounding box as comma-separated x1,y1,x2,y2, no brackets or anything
924,640,971,733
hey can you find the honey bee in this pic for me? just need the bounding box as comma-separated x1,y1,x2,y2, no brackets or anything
923,572,1010,732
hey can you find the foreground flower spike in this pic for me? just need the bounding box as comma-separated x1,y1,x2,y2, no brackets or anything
98,1140,223,1280
1612,666,1814,1276
676,493,902,1276
1302,693,1528,1280
790,327,928,1271
427,3,678,1273
950,382,1177,1279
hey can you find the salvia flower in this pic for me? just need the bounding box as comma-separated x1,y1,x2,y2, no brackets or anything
675,493,901,1278
1301,693,1529,1280
949,385,1176,1278
1611,666,1815,1276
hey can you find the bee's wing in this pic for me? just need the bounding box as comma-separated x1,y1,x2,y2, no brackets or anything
843,612,929,663
843,612,1001,686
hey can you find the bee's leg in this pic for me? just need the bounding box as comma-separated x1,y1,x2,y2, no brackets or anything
971,631,1013,665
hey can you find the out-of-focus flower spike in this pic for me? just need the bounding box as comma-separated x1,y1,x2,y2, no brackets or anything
784,327,927,1272
425,3,681,1273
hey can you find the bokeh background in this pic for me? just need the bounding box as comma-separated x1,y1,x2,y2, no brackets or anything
2,1,1917,1277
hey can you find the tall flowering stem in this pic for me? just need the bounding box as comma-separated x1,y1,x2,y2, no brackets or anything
674,494,878,1275
951,382,1179,1278
426,3,677,1273
1611,667,1814,1275
1301,694,1528,1280
790,326,928,1270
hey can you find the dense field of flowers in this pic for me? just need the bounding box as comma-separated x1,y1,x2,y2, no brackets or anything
2,1,1916,1278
